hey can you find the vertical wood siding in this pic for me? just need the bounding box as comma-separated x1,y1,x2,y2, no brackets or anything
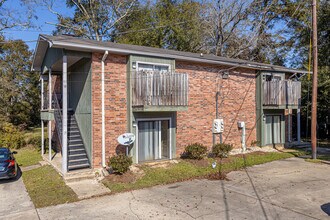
132,71,189,107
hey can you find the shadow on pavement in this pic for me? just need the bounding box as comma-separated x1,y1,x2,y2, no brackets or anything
242,154,270,220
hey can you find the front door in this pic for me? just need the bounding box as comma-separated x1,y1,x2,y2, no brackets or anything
137,119,170,162
264,115,282,146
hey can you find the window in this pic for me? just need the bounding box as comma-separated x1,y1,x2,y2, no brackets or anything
137,62,170,73
264,73,283,81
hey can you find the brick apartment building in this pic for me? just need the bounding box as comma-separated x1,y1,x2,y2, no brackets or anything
33,35,306,174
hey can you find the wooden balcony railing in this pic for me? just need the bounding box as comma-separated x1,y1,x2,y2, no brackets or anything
263,80,301,106
132,71,189,107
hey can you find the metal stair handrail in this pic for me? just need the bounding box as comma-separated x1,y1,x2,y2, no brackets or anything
52,93,62,147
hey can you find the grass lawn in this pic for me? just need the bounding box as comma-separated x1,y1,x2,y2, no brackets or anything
103,151,303,194
22,165,78,208
15,147,41,167
305,155,330,163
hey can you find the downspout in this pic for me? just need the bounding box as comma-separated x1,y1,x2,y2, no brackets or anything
215,91,223,144
101,51,109,168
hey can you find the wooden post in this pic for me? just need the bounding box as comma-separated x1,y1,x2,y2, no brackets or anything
311,0,318,159
288,109,291,143
62,55,68,173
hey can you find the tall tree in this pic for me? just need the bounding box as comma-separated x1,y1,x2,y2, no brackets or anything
283,0,330,138
37,0,137,41
0,37,40,127
0,0,34,31
114,0,206,52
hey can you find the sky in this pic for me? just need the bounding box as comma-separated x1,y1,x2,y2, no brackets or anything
2,0,73,49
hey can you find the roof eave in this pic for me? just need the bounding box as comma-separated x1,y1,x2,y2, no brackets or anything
32,35,51,72
39,35,308,74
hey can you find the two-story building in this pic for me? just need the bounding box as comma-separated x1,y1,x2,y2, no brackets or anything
33,35,306,174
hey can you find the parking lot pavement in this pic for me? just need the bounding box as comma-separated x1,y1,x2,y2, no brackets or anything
0,171,39,220
37,157,330,220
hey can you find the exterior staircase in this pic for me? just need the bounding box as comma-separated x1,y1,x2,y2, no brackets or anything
68,112,90,171
53,93,90,172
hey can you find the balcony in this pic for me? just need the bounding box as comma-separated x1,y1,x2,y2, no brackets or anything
263,80,301,107
132,71,189,111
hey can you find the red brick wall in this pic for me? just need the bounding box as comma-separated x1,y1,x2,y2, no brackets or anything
175,61,257,155
91,53,127,168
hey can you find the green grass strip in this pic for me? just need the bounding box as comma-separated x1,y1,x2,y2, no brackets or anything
22,165,78,208
103,151,298,194
15,148,42,167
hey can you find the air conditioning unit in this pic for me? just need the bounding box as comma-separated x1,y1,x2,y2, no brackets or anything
213,119,224,133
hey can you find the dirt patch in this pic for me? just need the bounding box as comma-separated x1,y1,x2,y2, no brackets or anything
206,172,229,181
105,171,138,183
141,160,179,169
184,158,210,167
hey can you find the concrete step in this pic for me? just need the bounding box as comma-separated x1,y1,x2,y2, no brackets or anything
63,169,95,183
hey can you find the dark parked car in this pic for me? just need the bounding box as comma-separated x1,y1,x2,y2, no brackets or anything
0,148,18,180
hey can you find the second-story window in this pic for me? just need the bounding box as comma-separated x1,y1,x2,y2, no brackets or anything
137,63,170,73
264,73,282,81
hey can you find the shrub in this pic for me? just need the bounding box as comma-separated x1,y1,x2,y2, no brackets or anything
108,154,133,174
212,143,233,158
182,143,208,160
0,122,25,149
26,135,48,149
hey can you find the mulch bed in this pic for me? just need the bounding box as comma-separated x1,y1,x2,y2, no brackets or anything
105,171,137,183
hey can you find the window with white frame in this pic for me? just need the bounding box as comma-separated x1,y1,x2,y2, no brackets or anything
137,62,170,73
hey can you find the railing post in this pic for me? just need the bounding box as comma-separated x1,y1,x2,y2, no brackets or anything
41,76,44,110
41,76,44,156
48,68,52,161
297,108,301,143
62,55,68,174
41,121,44,155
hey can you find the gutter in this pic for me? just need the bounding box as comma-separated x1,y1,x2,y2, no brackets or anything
101,51,109,168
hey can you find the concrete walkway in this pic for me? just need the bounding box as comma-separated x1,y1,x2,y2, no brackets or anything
36,157,330,220
0,171,39,220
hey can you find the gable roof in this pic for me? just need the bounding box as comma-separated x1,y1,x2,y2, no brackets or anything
32,34,308,74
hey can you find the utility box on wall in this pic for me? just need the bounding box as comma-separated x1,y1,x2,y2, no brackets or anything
237,121,245,128
213,118,224,133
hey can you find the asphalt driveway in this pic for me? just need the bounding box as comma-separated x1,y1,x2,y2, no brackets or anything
0,170,39,220
37,158,330,220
